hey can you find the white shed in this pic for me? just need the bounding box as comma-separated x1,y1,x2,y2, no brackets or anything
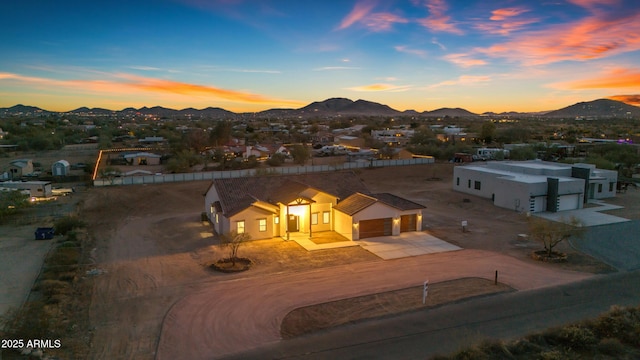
52,160,71,176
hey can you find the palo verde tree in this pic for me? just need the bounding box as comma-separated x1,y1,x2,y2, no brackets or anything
220,230,251,266
529,216,585,259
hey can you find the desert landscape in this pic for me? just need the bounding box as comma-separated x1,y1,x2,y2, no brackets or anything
2,162,638,359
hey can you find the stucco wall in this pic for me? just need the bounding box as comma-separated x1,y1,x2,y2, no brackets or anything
229,207,277,240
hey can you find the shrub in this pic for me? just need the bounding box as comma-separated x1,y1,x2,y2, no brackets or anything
54,216,86,235
597,338,626,356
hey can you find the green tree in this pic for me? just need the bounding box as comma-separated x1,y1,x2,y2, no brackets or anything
529,216,585,259
0,190,30,222
266,153,286,166
290,144,310,165
480,121,496,144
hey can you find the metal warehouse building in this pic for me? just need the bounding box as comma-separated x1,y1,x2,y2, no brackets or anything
453,160,617,213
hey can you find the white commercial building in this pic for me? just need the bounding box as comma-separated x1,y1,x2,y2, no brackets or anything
453,160,617,213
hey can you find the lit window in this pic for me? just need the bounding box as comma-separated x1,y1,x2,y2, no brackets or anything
215,213,219,223
311,212,318,225
237,220,245,234
258,218,267,232
274,216,279,224
323,211,330,224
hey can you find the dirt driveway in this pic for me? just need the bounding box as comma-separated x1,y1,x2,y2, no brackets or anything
81,163,616,359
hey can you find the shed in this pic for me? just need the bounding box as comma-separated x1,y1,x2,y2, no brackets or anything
52,160,71,176
9,159,34,179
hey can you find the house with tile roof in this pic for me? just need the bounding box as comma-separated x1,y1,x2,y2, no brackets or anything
204,172,425,241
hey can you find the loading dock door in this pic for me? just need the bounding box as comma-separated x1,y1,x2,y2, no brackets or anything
400,214,417,232
359,218,392,239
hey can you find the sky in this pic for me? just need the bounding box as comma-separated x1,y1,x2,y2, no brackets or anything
1,0,639,114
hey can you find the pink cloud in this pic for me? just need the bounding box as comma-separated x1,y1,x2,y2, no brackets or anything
476,8,640,65
363,12,409,31
490,7,529,21
417,0,463,34
429,75,491,88
443,53,487,67
337,0,377,30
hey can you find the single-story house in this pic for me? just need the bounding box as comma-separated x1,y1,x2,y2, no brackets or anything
0,180,52,197
9,159,34,179
453,160,617,213
52,160,71,176
124,152,161,165
204,172,425,241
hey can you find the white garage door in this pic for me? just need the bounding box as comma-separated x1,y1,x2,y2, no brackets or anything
557,194,580,211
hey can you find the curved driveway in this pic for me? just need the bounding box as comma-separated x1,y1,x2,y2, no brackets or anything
155,249,592,360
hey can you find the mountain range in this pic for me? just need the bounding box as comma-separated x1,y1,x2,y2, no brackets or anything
1,98,639,119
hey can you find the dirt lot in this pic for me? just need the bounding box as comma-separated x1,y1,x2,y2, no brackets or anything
34,163,640,358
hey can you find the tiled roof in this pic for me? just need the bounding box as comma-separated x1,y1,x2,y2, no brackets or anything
333,193,377,215
212,171,371,217
373,193,426,210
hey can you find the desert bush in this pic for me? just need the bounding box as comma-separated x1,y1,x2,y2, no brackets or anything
54,216,86,235
597,337,626,356
550,325,598,351
591,305,640,346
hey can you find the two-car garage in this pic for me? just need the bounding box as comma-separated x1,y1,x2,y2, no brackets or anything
357,214,419,239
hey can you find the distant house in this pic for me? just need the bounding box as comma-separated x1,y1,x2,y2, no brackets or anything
8,159,33,179
52,160,71,177
371,129,415,147
139,136,167,145
453,160,617,213
124,152,161,165
204,172,425,241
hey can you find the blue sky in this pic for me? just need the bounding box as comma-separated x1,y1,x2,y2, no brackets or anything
1,0,639,113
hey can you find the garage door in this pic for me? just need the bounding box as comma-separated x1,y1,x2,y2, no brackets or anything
557,194,580,211
400,214,416,232
359,218,392,239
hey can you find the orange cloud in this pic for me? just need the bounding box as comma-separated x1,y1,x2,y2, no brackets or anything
475,7,536,35
607,95,640,106
443,53,487,67
490,7,529,21
476,7,640,65
347,83,411,92
554,68,640,89
0,72,303,106
337,0,377,30
417,0,463,34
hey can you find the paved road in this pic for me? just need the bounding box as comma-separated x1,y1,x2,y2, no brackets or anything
155,249,592,360
227,270,640,360
571,220,640,271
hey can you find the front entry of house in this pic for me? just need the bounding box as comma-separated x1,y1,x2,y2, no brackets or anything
288,214,299,232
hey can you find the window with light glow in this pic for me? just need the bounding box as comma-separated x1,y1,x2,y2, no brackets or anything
323,211,330,224
311,212,318,225
237,220,245,234
274,216,279,224
259,218,267,232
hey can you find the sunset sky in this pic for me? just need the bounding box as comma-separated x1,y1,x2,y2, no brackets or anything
1,0,639,113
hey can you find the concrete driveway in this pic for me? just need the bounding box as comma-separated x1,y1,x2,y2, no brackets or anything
358,232,461,259
534,200,629,226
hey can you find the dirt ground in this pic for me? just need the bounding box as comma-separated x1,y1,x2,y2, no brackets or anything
280,277,514,339
63,163,638,358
